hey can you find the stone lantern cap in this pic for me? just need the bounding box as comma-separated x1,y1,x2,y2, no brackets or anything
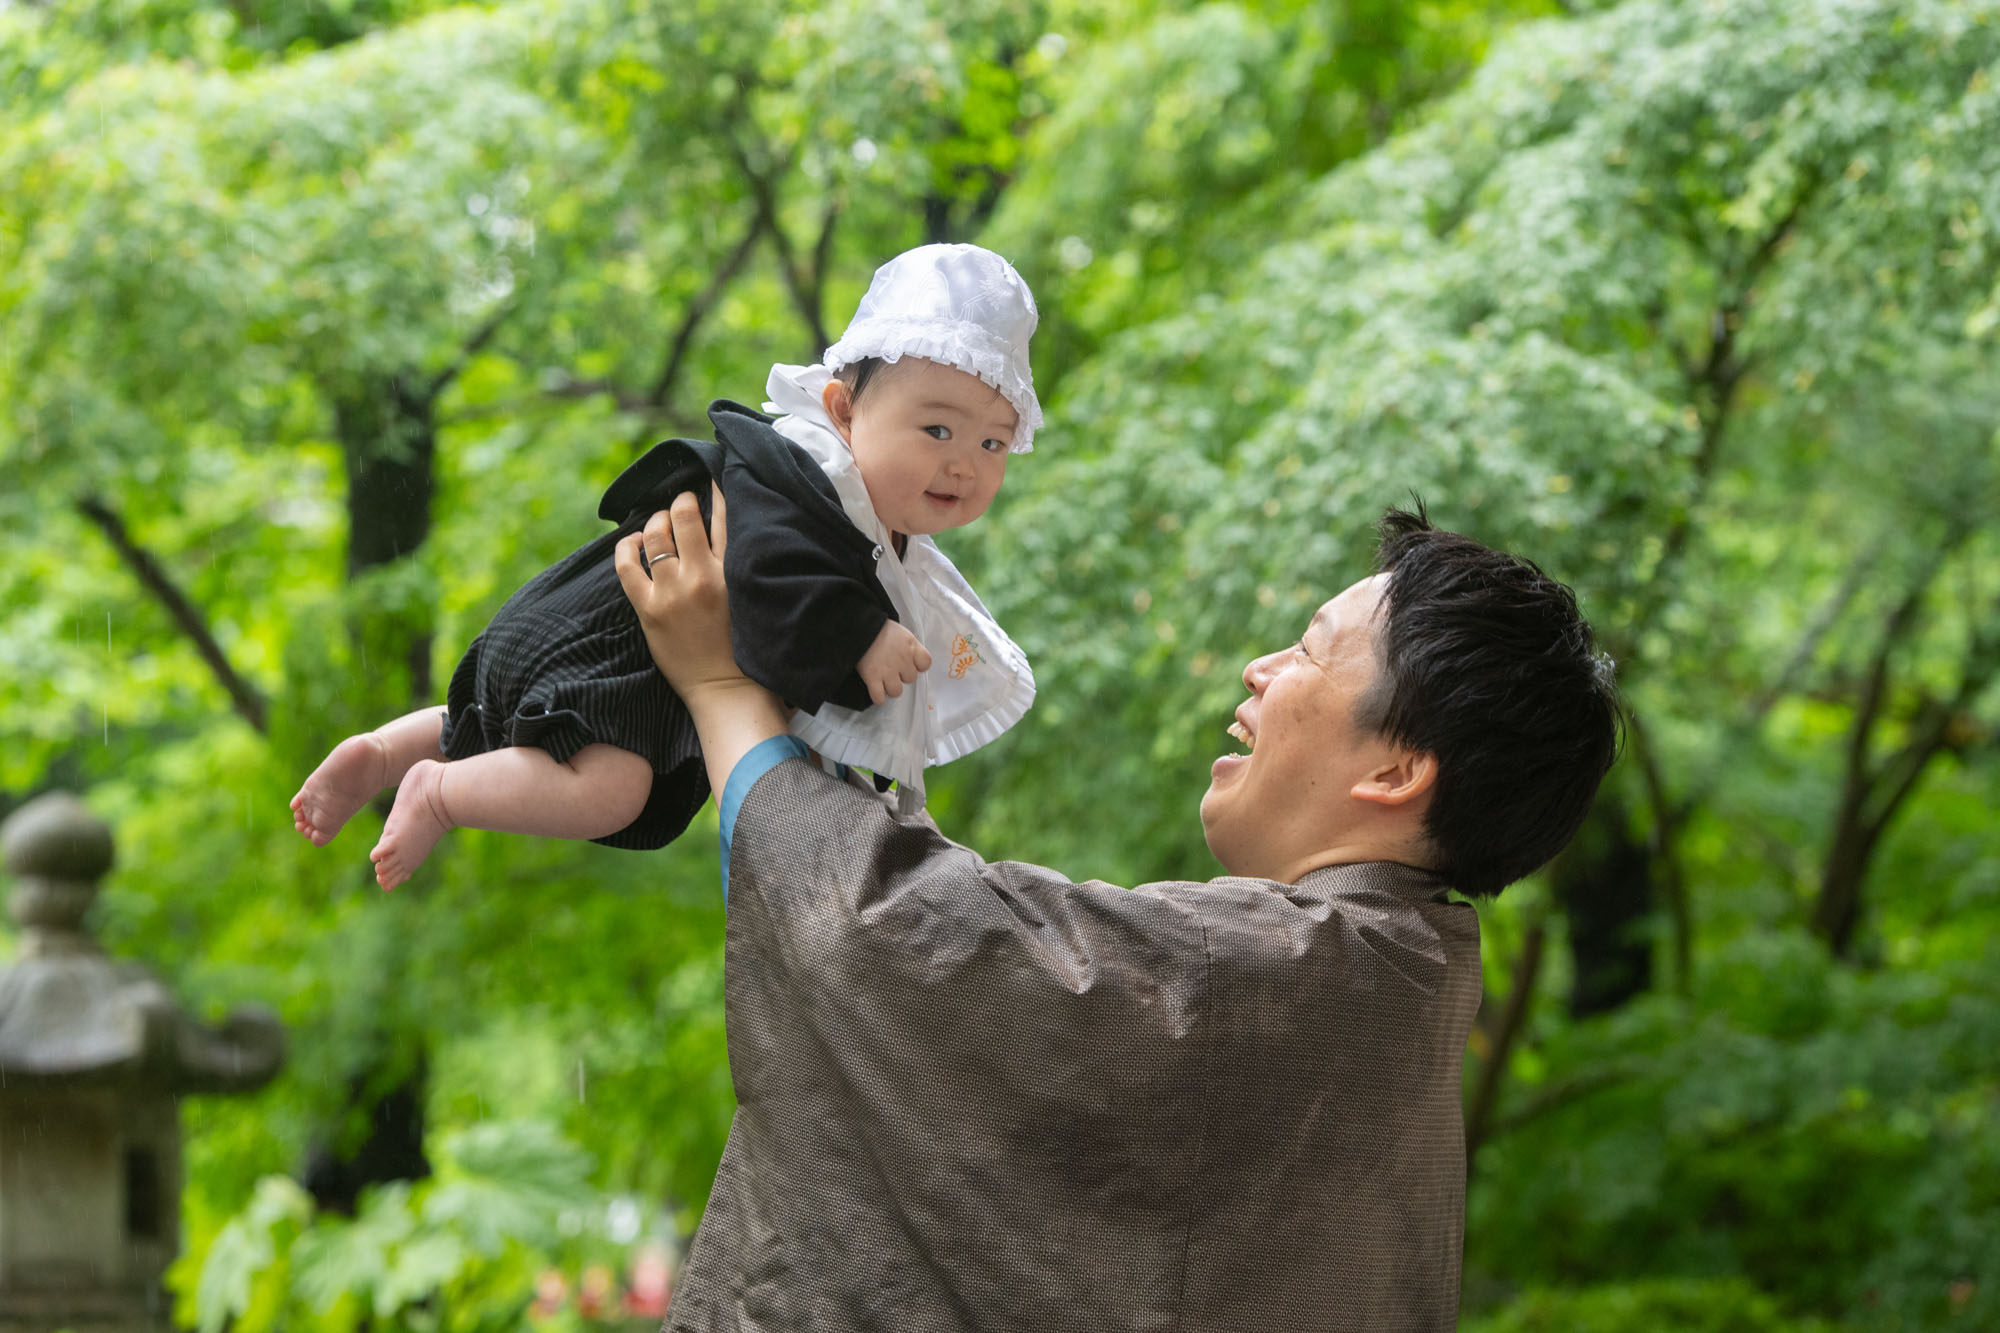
0,791,283,1092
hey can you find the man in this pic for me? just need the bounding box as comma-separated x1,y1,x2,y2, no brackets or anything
616,492,1619,1333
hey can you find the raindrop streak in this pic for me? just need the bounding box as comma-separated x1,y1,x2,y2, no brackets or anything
576,1058,586,1103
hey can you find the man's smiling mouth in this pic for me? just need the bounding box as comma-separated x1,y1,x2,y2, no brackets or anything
1227,719,1255,752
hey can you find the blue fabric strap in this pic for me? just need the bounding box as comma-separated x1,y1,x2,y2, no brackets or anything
719,734,810,901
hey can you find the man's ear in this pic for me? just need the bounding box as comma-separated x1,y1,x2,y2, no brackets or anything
1351,749,1437,807
821,379,856,445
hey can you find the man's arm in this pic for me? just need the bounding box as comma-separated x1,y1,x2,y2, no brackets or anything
614,487,789,795
613,486,1209,970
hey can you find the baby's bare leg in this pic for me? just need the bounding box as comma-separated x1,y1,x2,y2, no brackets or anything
291,708,448,847
369,743,654,891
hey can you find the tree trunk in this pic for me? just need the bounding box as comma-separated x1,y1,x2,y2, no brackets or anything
337,372,438,698
1550,797,1655,1018
1811,809,1875,959
1465,913,1546,1178
1804,553,1978,962
923,193,953,246
300,1057,433,1216
303,370,441,1212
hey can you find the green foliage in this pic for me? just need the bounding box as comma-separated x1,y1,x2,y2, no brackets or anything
193,1177,313,1333
187,1121,599,1333
987,0,1555,389
3,0,1995,1327
0,0,1090,1307
1464,1277,1837,1332
954,0,2000,890
1467,930,2000,1329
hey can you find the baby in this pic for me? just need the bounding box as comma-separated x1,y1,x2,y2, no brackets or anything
291,244,1040,889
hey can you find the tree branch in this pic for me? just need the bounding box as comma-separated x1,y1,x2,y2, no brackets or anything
544,375,656,413
805,193,841,334
1746,536,1885,724
75,495,269,735
643,210,767,411
1626,712,1693,995
1812,547,1953,953
724,129,826,352
1738,183,1812,287
424,300,517,404
1841,557,1942,791
1488,1064,1644,1140
1465,911,1547,1178
1640,295,1695,384
1861,615,2000,840
1646,183,1818,610
1612,183,1822,923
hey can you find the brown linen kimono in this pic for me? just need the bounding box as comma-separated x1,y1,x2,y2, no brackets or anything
669,757,1483,1333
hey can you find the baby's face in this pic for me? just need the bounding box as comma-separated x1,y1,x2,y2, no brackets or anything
840,359,1017,537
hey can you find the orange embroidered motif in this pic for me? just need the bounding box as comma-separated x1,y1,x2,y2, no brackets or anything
948,633,985,679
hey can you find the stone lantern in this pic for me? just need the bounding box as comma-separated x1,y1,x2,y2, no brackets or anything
0,792,284,1333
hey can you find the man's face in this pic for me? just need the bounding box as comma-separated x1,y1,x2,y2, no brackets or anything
1199,574,1398,880
842,358,1016,538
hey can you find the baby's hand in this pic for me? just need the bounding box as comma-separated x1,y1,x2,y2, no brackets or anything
857,621,932,706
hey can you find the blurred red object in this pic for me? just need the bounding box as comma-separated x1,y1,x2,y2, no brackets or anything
625,1240,673,1318
578,1263,616,1318
531,1268,568,1319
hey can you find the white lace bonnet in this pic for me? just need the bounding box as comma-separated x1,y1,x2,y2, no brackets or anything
822,243,1043,453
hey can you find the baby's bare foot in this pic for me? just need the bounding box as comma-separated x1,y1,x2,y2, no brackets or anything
370,759,453,891
291,734,391,847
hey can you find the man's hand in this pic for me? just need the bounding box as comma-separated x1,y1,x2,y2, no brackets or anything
615,488,742,702
615,486,789,791
857,620,933,706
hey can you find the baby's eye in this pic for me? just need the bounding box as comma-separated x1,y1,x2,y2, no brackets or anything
981,438,1009,454
924,425,952,440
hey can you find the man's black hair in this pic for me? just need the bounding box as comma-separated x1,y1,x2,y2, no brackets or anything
1362,500,1621,898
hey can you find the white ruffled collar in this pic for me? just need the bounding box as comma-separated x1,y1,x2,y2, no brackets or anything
763,363,895,546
